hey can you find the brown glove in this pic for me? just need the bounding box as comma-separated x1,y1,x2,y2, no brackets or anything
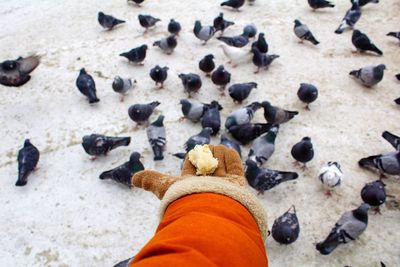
132,145,245,199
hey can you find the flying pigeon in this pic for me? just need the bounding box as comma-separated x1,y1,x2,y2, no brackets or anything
359,151,400,178
308,0,334,10
199,54,216,77
201,101,223,135
291,137,314,169
168,19,181,36
316,203,369,255
99,152,144,187
220,134,242,157
248,125,279,166
184,128,212,152
318,161,343,197
98,12,125,30
0,55,40,87
147,115,167,160
261,101,298,124
193,20,216,45
382,131,400,150
361,180,386,213
297,83,318,110
245,159,299,194
225,102,261,129
349,64,386,87
220,43,252,68
138,14,161,32
179,99,208,122
150,65,169,88
178,73,202,97
153,35,177,54
76,68,99,104
16,139,40,186
213,13,234,35
128,101,160,126
352,29,383,55
120,45,148,65
228,82,257,103
82,134,131,158
251,33,268,53
220,0,245,11
271,206,300,244
211,65,231,93
335,0,361,34
229,123,272,145
293,19,319,45
112,76,136,102
251,47,279,73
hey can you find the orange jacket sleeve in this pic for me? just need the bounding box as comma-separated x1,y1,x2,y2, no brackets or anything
130,193,268,267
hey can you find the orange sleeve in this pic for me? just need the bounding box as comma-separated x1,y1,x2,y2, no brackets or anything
129,193,268,267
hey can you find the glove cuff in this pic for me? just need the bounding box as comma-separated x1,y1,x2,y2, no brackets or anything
159,176,269,242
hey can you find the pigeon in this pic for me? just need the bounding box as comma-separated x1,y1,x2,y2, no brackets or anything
213,13,234,35
0,55,40,87
248,125,279,166
297,83,318,110
359,151,400,177
168,19,181,36
291,137,314,169
16,139,40,186
220,0,245,10
217,34,249,48
251,47,280,73
150,65,169,88
128,101,160,126
357,0,379,7
179,99,208,122
335,0,361,34
178,73,202,97
211,65,231,93
201,101,223,135
361,180,386,213
225,102,261,129
199,54,216,77
261,101,298,124
271,206,300,245
349,64,386,87
193,21,216,45
184,128,213,152
99,152,144,187
382,131,400,150
220,134,242,157
153,35,177,54
138,14,161,32
76,68,99,104
243,24,257,39
293,20,319,45
228,82,257,103
229,123,272,145
251,33,268,53
316,203,369,255
387,31,400,43
352,30,383,55
120,45,148,64
112,76,136,101
318,162,343,197
245,159,299,194
396,74,400,81
127,0,145,5
97,12,125,30
220,43,252,68
82,134,131,158
147,115,167,160
308,0,334,10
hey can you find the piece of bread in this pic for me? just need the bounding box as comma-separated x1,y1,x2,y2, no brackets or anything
188,145,219,175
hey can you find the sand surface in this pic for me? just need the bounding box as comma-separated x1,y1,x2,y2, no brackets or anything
0,0,399,266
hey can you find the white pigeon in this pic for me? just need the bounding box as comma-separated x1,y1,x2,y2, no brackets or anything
318,161,343,197
219,43,252,68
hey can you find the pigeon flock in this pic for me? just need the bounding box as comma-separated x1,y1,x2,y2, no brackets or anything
1,0,399,265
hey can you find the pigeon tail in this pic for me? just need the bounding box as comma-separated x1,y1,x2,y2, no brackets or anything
110,137,131,150
371,45,383,55
387,32,397,37
152,146,164,161
173,152,186,159
99,170,113,180
15,173,28,186
316,234,341,255
382,131,400,149
279,171,299,182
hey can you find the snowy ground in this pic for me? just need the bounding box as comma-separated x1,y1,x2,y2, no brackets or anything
0,0,399,266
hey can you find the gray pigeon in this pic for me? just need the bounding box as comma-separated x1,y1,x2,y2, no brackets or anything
99,152,144,187
120,45,148,64
201,101,223,135
318,161,343,197
98,12,125,30
308,0,334,10
225,102,261,129
349,64,386,87
153,35,177,54
229,123,272,145
387,31,400,43
112,76,136,102
352,30,383,55
220,134,242,157
359,151,400,177
76,68,99,104
248,125,279,166
213,13,234,35
82,134,131,158
245,159,299,194
178,73,202,97
228,82,257,103
382,131,400,150
147,115,167,160
193,21,216,45
16,139,40,186
293,20,319,45
150,65,169,88
316,203,369,255
271,206,300,245
138,14,160,32
291,137,314,169
297,83,318,110
128,101,160,125
261,101,298,124
179,99,208,122
251,47,280,73
0,55,40,87
184,128,212,152
335,0,361,34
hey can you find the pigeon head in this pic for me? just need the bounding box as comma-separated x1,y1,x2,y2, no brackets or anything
294,20,302,27
194,21,202,33
247,101,262,111
259,32,265,38
261,101,272,109
218,12,224,18
210,100,223,110
140,44,148,51
79,68,87,75
353,29,361,37
201,127,213,136
327,161,341,170
178,73,186,80
129,152,141,163
149,101,161,108
377,64,386,71
245,159,258,169
243,24,257,38
98,12,105,18
152,115,165,126
302,136,312,143
353,203,370,223
205,54,214,60
2,60,17,71
24,139,32,146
